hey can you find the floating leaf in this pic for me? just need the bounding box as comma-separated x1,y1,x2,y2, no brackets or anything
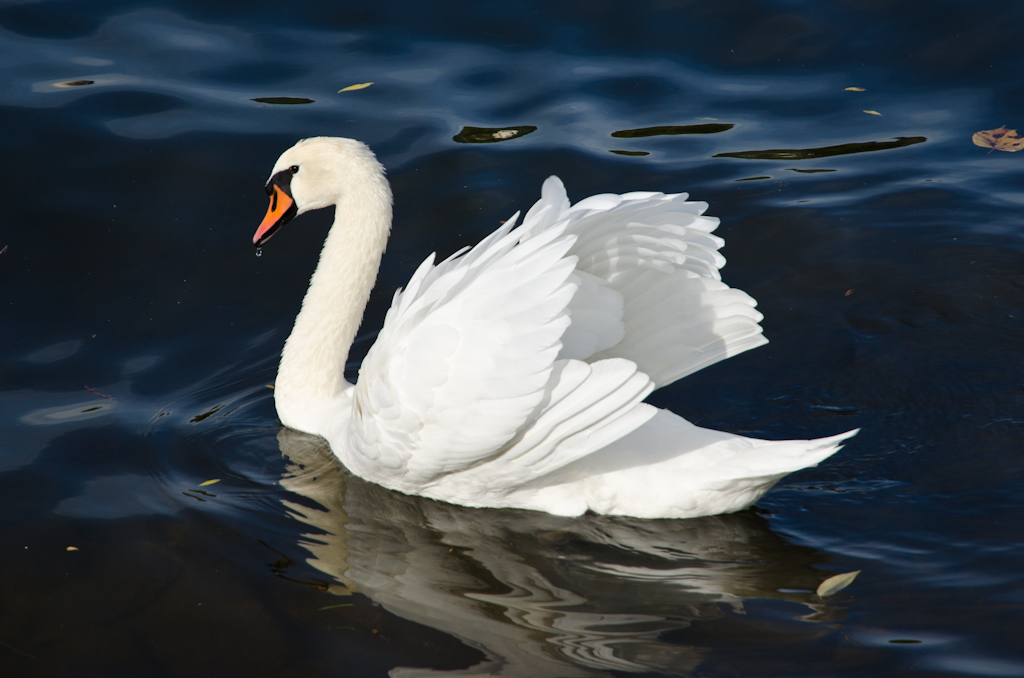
319,604,353,611
338,82,373,92
66,546,79,551
252,97,314,105
199,479,221,487
845,87,866,91
816,570,861,597
715,136,925,161
266,384,275,389
787,168,836,173
612,123,733,138
972,125,1024,153
453,126,536,144
190,404,224,423
55,79,94,88
609,150,650,156
863,110,882,116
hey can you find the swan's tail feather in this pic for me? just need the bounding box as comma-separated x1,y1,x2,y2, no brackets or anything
509,411,858,519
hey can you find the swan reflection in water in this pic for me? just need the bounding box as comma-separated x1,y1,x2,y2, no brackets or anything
276,429,837,677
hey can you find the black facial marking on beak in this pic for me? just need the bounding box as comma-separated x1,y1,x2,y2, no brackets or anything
254,169,300,246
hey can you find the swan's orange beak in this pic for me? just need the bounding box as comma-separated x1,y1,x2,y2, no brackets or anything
253,184,295,246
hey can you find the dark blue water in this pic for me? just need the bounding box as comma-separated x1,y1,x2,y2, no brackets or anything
3,1,1024,675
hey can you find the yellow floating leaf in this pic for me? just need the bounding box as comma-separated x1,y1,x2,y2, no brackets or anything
338,82,373,92
199,479,221,487
266,384,275,389
845,87,866,91
972,125,1024,152
863,110,882,116
66,546,79,551
817,570,861,597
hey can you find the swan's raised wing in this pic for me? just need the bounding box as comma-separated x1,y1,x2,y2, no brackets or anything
532,178,768,388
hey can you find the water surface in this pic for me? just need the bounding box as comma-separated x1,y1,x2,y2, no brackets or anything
2,1,1024,675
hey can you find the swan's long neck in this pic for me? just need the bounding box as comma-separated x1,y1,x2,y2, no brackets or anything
275,170,392,433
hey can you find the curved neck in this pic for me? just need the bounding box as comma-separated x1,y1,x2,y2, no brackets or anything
275,175,392,432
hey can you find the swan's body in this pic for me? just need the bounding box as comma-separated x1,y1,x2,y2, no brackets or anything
255,137,856,519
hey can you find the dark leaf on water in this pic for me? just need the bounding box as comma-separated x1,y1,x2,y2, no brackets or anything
610,150,650,156
715,136,925,160
55,80,94,87
453,126,537,144
190,404,224,423
252,97,315,105
736,176,771,181
788,168,836,173
612,123,733,138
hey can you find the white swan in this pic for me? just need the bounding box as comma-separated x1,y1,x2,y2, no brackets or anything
254,137,857,519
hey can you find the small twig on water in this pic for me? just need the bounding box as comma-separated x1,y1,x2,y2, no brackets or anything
84,385,115,399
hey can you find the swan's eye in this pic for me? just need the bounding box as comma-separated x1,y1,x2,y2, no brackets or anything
290,165,299,174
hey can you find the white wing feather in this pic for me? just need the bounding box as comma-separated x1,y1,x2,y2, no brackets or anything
348,215,580,487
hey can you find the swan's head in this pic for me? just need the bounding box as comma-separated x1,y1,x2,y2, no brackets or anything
253,137,387,246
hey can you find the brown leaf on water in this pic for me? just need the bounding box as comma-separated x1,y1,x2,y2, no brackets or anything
198,479,221,487
845,87,866,91
972,126,1024,152
816,570,861,597
864,110,882,116
66,546,79,551
338,82,373,92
